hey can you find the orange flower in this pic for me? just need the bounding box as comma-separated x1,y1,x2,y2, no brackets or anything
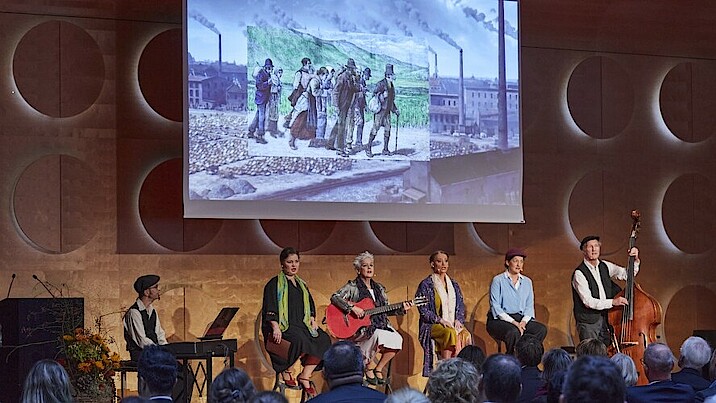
78,362,92,373
94,361,104,370
63,335,74,342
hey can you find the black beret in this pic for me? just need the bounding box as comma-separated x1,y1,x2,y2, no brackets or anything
134,274,160,294
580,235,600,250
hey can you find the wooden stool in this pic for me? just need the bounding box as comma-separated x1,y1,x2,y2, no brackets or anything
118,360,137,399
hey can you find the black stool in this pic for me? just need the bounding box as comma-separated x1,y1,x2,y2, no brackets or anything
118,360,137,399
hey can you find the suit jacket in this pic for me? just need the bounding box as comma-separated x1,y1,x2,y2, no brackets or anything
626,380,695,403
519,366,544,403
672,368,711,392
309,383,387,403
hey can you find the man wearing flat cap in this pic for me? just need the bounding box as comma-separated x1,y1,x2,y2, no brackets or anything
124,274,167,361
486,248,547,355
327,58,360,157
572,235,639,346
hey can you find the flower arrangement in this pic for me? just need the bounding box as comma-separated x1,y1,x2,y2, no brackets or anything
60,327,121,400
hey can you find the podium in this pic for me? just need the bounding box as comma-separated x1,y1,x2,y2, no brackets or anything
0,298,83,402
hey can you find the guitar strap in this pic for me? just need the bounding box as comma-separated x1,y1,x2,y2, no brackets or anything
355,277,389,331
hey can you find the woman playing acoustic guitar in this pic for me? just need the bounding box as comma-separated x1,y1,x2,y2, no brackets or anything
330,251,413,385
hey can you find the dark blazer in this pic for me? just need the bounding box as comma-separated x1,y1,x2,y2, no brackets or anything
309,383,387,403
626,380,695,403
519,366,544,403
672,368,712,392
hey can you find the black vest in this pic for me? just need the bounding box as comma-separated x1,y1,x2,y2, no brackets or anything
572,261,615,324
124,301,158,354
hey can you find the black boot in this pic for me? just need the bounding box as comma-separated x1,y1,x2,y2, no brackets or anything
365,135,375,157
289,136,297,150
255,133,268,144
382,133,392,155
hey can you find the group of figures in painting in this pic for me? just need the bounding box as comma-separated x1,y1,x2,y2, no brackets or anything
248,56,400,158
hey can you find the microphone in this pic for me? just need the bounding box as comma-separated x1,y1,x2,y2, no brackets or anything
6,273,15,298
32,274,57,298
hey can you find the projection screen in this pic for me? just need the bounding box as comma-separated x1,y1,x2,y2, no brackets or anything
184,0,523,222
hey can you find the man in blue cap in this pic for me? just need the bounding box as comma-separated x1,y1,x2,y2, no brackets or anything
247,58,273,144
124,274,167,361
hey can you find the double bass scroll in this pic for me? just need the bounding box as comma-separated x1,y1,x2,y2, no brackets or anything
607,210,663,386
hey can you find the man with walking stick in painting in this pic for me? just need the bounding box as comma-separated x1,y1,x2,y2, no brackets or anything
365,64,399,158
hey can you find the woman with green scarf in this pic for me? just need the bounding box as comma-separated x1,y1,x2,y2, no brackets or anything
262,247,331,398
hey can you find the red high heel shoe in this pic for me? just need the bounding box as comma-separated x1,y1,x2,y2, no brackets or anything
297,377,318,398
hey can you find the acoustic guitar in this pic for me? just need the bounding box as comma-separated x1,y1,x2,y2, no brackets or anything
326,295,428,340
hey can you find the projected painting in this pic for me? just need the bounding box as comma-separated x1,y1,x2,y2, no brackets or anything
185,0,522,222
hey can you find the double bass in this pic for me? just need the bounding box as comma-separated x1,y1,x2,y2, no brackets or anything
608,210,663,385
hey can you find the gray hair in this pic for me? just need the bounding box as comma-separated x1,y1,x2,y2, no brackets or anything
611,353,638,387
384,387,430,403
426,358,481,403
680,336,712,369
643,343,675,375
21,359,73,403
352,251,374,271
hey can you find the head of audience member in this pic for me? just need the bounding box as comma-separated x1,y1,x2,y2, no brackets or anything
120,397,150,403
209,367,257,403
21,359,73,403
545,370,567,403
427,358,481,403
516,335,544,368
137,345,178,397
385,387,431,403
576,338,608,357
480,353,522,403
642,342,676,382
247,391,289,403
322,341,364,389
457,345,487,374
678,336,712,371
560,355,625,403
610,353,639,387
541,348,573,382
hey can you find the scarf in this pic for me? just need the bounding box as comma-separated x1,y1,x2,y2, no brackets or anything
432,273,457,325
355,277,389,330
277,271,318,337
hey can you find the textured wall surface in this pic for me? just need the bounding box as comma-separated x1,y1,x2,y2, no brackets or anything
0,1,715,398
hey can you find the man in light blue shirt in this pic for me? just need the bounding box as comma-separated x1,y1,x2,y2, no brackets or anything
486,248,547,355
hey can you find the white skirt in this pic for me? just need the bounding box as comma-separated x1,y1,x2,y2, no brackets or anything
357,328,403,361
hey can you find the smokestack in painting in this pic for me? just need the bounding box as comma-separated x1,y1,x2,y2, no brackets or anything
458,48,465,129
434,52,438,78
218,34,222,74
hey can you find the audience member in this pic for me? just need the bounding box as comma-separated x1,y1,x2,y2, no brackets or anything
626,343,695,403
427,357,481,403
575,338,607,357
673,336,712,392
120,398,150,403
209,367,257,403
610,352,638,387
137,345,178,401
561,355,624,403
480,353,522,403
457,345,487,374
695,349,716,402
309,341,386,402
21,359,73,403
516,336,544,403
533,348,572,402
385,387,431,403
536,370,566,403
248,391,289,403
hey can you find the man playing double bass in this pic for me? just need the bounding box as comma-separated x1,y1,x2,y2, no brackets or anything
572,235,640,346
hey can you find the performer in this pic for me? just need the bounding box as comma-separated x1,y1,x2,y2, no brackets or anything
124,274,167,361
572,235,639,346
330,251,412,385
486,248,547,355
416,250,471,377
262,247,331,398
124,275,192,402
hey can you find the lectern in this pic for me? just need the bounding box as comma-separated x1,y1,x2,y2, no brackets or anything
0,298,83,402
